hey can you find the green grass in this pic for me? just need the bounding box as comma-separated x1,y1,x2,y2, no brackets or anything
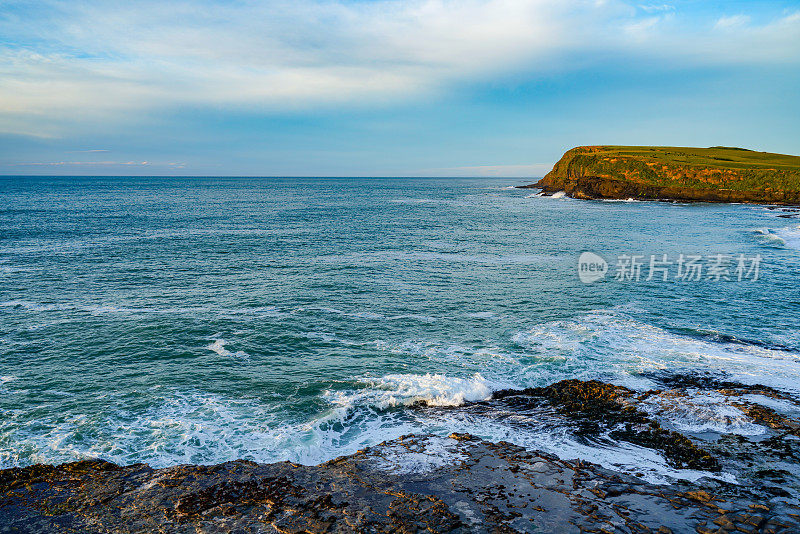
552,146,800,192
587,146,800,172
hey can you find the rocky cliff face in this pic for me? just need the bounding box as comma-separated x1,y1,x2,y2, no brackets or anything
4,376,800,533
522,146,800,204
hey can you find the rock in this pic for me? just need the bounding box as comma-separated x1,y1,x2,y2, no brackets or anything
1,433,797,533
490,379,719,471
518,146,800,205
5,376,800,533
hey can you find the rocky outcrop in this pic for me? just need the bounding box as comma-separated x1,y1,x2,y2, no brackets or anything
4,376,800,533
4,434,800,534
492,379,719,471
519,146,800,204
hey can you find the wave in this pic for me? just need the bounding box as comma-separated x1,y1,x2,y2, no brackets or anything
774,224,800,251
667,326,799,353
207,339,249,359
753,227,787,247
0,366,756,485
3,308,796,486
752,224,800,250
524,191,568,199
297,307,437,323
755,206,800,219
0,300,289,319
354,373,494,408
638,390,765,436
0,228,283,255
466,311,497,319
511,310,800,395
0,376,16,393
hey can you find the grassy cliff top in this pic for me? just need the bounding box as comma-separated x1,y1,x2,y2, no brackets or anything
573,146,800,172
535,145,800,196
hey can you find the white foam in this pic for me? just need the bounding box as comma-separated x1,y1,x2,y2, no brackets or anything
774,224,800,251
369,436,467,474
331,373,494,409
207,339,249,359
512,310,800,395
0,300,288,320
639,391,765,436
753,228,786,247
0,376,17,392
740,394,800,415
4,306,791,486
397,411,733,485
467,311,497,319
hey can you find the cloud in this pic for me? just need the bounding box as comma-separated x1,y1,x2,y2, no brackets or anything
5,160,186,168
1,0,799,137
638,4,674,13
7,161,151,166
714,15,751,30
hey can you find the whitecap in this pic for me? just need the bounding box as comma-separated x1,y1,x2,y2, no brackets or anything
207,339,249,360
467,311,497,319
334,373,494,408
774,224,800,251
753,227,786,247
511,309,800,395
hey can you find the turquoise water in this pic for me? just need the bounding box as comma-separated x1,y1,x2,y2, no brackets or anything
1,177,799,481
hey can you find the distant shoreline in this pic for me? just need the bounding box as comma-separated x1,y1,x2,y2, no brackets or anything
518,145,800,206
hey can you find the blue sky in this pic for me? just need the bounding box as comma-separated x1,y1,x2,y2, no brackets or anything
1,0,799,176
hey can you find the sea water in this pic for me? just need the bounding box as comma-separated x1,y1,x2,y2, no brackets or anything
1,176,799,483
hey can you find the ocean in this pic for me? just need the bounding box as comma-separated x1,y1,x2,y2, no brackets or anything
1,176,799,484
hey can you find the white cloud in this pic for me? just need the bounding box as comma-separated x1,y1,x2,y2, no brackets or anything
1,0,799,137
714,15,751,30
638,4,674,13
624,15,665,40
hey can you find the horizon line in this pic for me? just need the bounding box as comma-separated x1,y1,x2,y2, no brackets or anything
0,175,542,180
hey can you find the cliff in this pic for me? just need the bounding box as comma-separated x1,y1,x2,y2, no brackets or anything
521,146,800,204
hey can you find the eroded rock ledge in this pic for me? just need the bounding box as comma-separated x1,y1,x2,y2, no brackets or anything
3,377,800,533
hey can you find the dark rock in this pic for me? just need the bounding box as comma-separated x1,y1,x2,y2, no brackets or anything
5,376,800,533
491,379,719,471
4,434,796,534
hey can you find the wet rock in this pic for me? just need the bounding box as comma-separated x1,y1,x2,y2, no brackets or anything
491,379,719,471
3,434,798,534
5,376,800,533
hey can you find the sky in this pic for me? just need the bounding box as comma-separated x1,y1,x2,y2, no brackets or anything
1,0,799,177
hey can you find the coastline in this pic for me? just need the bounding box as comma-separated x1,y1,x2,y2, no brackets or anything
4,376,800,533
518,180,800,206
520,146,800,206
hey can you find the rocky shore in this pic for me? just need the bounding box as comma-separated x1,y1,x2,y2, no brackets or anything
519,146,800,205
3,376,800,533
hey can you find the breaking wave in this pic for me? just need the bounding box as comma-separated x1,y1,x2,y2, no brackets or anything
3,307,798,486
